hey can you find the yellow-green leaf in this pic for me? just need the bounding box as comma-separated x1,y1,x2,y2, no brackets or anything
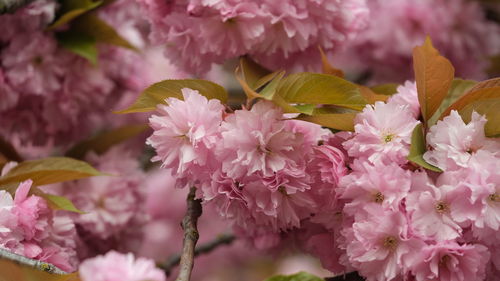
57,31,98,65
264,272,323,281
370,83,399,96
0,157,104,186
39,192,84,213
66,124,149,159
458,98,500,137
439,83,500,120
428,79,476,125
48,0,102,29
239,57,272,90
296,112,356,131
318,46,344,78
407,123,442,172
116,79,228,114
72,14,137,51
275,73,367,110
0,248,80,281
413,37,455,123
358,85,389,103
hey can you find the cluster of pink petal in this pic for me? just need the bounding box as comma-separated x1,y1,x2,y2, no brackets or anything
302,81,500,280
138,0,369,74
0,0,151,158
0,179,78,272
79,250,166,281
334,0,500,83
56,145,147,259
148,89,349,249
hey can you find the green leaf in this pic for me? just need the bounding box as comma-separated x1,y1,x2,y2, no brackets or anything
72,14,137,51
116,79,228,114
412,37,455,123
57,31,98,64
318,46,344,78
458,98,500,137
264,272,323,281
296,112,356,131
407,124,442,172
427,79,476,126
439,78,500,120
275,73,367,110
370,83,399,96
0,157,104,186
39,193,84,214
239,57,272,90
48,0,102,29
66,124,149,159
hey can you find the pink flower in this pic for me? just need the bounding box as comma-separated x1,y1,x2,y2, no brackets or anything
410,241,490,281
62,146,146,243
387,81,420,118
335,0,500,83
343,205,425,281
217,101,303,179
340,161,411,215
139,0,369,73
423,110,500,171
309,138,348,180
343,101,420,166
147,88,224,175
79,251,166,281
12,179,50,241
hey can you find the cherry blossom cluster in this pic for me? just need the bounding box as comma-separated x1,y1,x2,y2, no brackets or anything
137,0,369,74
0,0,150,158
335,0,500,83
300,82,500,281
0,176,78,272
147,88,348,249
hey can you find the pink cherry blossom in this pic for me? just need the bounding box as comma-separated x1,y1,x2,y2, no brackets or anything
340,161,411,215
138,0,369,73
424,110,500,171
410,241,490,281
147,88,225,175
343,205,425,281
387,81,420,118
335,0,500,83
343,101,420,166
79,251,166,281
217,101,303,179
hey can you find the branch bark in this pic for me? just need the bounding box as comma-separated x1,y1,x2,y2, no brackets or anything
0,0,35,14
161,233,235,276
175,186,203,281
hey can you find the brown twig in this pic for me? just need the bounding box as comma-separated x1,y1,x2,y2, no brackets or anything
0,0,35,14
161,233,236,276
175,186,203,281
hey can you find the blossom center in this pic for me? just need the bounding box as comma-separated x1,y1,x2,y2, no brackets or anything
382,236,398,251
374,191,384,203
435,201,449,213
383,134,395,143
439,255,450,266
489,193,499,202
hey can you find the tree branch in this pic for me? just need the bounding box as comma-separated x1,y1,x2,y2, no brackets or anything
0,0,35,14
175,186,203,281
0,248,68,274
161,233,235,276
